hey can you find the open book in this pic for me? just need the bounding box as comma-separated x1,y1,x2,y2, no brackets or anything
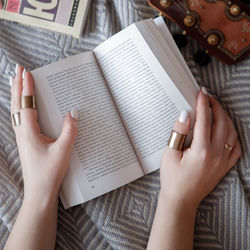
31,17,200,209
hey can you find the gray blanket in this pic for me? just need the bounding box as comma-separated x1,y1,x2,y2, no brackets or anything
0,1,249,249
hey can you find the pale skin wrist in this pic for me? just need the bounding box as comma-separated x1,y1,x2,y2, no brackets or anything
147,191,197,250
23,189,58,213
23,179,60,205
4,187,58,250
158,190,198,219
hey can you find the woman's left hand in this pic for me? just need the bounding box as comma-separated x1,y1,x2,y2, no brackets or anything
4,65,78,250
11,66,78,204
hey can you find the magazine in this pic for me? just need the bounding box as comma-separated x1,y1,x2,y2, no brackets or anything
0,0,90,38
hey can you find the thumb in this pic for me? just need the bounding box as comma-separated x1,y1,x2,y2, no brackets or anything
165,110,191,160
56,109,78,155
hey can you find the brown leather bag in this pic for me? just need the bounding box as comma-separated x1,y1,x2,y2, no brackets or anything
148,0,250,64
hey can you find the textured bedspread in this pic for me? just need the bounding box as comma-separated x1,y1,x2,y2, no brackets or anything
0,1,250,249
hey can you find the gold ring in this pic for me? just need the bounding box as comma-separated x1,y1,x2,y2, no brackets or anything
12,112,21,127
224,143,233,151
21,96,36,109
168,130,187,150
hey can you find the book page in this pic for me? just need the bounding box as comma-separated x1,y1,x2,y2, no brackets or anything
94,18,199,174
136,18,200,112
153,17,198,93
31,52,143,208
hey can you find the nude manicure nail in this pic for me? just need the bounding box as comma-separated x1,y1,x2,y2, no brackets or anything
201,86,208,95
22,68,26,79
179,110,188,123
15,64,19,74
9,76,13,86
70,109,78,120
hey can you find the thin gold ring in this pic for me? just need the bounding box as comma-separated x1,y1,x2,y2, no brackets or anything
168,130,187,151
12,112,21,127
224,143,233,151
21,96,36,109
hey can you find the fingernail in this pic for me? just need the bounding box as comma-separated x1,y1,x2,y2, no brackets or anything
9,76,13,86
15,64,19,74
179,110,188,123
70,109,78,120
201,86,208,95
22,68,26,79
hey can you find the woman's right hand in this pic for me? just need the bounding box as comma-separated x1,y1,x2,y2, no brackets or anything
160,89,242,209
147,89,241,250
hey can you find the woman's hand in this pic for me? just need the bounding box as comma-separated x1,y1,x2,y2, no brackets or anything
160,88,241,208
4,65,78,250
147,88,241,250
11,66,78,204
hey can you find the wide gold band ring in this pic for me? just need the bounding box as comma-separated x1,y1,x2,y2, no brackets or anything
21,96,36,109
168,130,187,151
12,112,21,127
224,143,233,151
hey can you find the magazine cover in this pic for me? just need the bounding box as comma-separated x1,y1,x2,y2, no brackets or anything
0,0,90,37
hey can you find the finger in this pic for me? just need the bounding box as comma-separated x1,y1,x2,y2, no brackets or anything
11,65,23,130
227,139,242,169
192,89,212,150
11,64,23,112
165,110,191,161
223,115,238,159
209,97,229,150
55,110,78,157
20,71,39,132
15,64,23,81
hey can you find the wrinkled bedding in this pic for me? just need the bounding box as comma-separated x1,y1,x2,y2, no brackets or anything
0,1,250,249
